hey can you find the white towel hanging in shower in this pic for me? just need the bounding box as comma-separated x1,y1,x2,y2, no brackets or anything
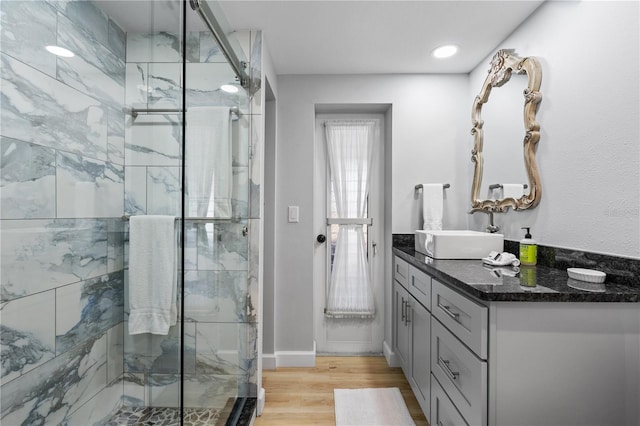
186,106,233,218
128,215,177,335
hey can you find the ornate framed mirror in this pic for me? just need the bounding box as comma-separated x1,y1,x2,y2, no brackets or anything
470,49,542,212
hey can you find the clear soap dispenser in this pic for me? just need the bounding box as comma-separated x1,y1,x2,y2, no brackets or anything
519,227,537,266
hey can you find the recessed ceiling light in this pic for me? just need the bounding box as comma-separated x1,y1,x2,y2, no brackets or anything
432,45,458,59
220,84,239,94
45,45,75,58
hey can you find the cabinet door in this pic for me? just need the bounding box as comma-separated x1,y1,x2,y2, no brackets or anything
394,282,410,373
409,297,431,422
431,374,468,426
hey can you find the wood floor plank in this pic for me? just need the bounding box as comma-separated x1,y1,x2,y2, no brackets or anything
254,356,429,426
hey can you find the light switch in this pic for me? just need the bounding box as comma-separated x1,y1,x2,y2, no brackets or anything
288,205,299,223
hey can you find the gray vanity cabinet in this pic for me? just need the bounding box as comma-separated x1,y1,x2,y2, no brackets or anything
394,251,640,426
394,254,482,425
393,256,432,421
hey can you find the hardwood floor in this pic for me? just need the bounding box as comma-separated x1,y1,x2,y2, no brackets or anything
254,356,429,425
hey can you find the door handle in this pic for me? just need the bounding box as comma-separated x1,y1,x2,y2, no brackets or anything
316,234,326,243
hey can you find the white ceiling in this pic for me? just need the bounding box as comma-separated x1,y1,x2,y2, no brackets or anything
218,0,545,75
95,0,545,75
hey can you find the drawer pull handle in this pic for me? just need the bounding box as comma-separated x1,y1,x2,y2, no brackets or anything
401,297,406,322
438,302,460,321
405,303,411,325
438,356,460,381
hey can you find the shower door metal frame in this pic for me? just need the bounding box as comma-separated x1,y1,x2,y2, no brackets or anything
189,0,250,89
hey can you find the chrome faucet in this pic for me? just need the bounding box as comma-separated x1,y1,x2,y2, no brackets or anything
468,208,500,233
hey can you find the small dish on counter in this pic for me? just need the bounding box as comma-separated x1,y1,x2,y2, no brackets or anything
567,268,606,283
567,278,606,293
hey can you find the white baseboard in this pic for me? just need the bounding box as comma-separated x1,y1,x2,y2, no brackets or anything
383,340,400,367
257,387,265,416
275,342,316,367
275,350,316,367
262,353,277,370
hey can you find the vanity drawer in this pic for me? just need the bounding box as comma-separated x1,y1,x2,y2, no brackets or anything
432,319,487,426
431,374,469,426
408,265,431,310
394,256,409,288
432,280,488,359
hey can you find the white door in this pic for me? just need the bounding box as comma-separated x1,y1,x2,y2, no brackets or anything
313,114,384,354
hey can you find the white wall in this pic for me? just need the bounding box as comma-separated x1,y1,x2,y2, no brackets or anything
275,74,469,353
468,0,640,258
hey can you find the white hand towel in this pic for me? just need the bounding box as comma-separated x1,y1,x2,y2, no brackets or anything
186,106,232,218
422,184,444,230
128,215,177,335
502,184,524,199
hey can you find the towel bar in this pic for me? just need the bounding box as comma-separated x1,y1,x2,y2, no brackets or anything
122,215,249,236
128,106,242,119
121,215,237,223
489,183,528,190
415,183,450,191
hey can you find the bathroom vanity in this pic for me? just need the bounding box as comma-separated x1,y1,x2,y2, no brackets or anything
393,246,640,426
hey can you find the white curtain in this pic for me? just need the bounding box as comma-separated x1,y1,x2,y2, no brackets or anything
324,120,377,318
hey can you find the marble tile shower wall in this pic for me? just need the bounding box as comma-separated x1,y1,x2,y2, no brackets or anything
120,30,260,410
1,1,261,423
1,1,126,425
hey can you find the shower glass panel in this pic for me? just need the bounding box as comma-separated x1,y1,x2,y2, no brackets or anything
0,0,254,424
182,0,254,422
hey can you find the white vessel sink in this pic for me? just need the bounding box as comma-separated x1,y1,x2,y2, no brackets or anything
415,230,504,259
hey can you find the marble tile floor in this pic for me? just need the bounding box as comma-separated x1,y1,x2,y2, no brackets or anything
103,406,223,426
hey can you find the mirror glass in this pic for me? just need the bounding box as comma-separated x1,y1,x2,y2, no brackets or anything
480,73,530,200
470,49,542,212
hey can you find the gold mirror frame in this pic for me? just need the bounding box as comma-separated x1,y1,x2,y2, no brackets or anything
471,49,542,212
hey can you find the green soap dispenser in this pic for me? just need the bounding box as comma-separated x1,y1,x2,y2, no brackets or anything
519,227,538,266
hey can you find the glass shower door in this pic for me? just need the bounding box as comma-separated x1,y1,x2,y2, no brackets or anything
118,0,254,422
181,0,255,423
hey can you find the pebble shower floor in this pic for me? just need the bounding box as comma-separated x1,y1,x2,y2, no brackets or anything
104,407,222,425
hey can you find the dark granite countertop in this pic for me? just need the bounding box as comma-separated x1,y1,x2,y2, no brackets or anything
394,246,640,303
